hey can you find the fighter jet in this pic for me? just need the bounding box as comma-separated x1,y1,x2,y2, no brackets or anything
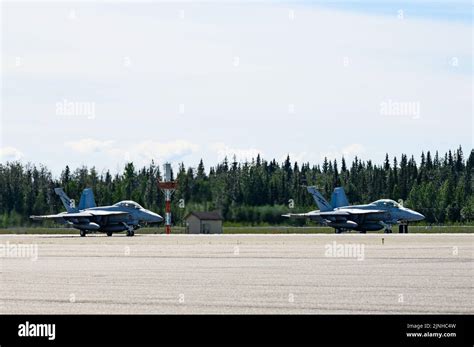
30,188,163,237
283,186,424,233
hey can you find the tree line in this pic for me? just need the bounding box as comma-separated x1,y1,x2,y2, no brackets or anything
0,146,472,227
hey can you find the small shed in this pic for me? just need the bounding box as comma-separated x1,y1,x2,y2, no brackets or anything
184,211,223,234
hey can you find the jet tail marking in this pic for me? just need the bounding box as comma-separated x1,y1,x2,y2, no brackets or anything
54,188,78,213
306,186,333,212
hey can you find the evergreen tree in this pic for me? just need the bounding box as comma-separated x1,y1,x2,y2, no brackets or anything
0,147,471,226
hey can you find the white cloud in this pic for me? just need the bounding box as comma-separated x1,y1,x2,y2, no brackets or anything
211,142,263,162
65,138,199,167
341,144,366,158
0,146,24,161
277,145,366,166
128,140,199,164
65,138,114,154
321,144,366,162
279,152,311,165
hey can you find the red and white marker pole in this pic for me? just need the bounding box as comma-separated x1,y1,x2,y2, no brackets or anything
164,190,172,234
158,163,177,235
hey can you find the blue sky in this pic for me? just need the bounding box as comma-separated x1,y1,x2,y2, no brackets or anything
313,0,471,23
1,1,472,175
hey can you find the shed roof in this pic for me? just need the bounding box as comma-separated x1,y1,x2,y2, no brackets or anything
185,211,222,221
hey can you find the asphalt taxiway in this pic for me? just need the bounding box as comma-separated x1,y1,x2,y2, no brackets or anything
0,233,472,314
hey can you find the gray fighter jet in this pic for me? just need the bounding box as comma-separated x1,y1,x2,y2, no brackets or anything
283,186,424,233
30,188,163,237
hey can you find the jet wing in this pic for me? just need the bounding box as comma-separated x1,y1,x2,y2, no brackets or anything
86,210,129,216
30,212,92,220
282,212,314,219
30,211,128,220
319,209,385,216
282,211,324,221
284,209,384,218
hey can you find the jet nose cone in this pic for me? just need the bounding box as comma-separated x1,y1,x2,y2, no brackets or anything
150,212,163,223
416,212,425,221
144,210,163,223
411,211,425,221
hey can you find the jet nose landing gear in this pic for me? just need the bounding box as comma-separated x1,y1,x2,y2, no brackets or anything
399,223,408,233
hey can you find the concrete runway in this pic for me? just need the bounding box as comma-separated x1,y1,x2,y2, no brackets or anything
0,233,472,314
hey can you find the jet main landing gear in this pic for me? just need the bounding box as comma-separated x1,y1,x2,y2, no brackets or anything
122,223,135,237
80,230,87,237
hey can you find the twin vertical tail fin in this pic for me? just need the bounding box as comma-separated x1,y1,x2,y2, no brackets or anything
54,188,78,213
306,186,333,212
78,188,96,210
55,187,96,212
330,187,349,208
